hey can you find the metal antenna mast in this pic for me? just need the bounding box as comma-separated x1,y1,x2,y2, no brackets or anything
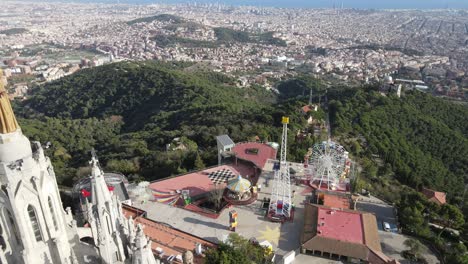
268,117,292,221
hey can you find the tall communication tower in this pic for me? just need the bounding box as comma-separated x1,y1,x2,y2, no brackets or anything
268,117,292,221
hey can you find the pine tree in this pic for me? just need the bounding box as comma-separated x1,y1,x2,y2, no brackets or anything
194,153,205,170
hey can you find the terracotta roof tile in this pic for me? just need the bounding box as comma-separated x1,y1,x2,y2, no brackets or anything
122,205,216,263
422,188,446,205
302,203,395,263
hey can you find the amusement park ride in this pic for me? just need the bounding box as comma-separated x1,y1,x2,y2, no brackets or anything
307,141,353,191
268,117,293,222
305,87,353,191
266,111,354,222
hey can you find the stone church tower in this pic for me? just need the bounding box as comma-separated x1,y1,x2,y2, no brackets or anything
0,69,160,264
86,154,127,263
0,69,76,263
130,224,160,264
84,154,160,264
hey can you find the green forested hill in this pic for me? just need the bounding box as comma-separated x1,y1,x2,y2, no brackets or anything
15,67,468,262
17,61,303,185
329,88,468,200
27,61,274,134
329,88,468,263
17,62,468,202
127,14,184,25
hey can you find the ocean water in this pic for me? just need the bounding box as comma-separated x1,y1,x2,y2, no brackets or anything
100,0,468,9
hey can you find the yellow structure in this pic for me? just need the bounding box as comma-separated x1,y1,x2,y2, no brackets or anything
229,210,238,231
0,69,19,134
281,116,289,124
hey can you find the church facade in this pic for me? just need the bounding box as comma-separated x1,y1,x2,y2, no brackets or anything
0,69,159,264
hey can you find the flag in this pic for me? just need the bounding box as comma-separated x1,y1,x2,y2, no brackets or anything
81,189,91,197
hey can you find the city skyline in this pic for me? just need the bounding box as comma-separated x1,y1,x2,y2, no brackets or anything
27,0,468,9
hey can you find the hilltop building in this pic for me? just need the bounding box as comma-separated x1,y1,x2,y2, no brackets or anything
0,71,77,263
301,204,398,264
422,188,446,205
0,69,162,264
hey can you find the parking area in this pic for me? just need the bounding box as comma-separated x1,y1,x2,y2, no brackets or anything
356,195,398,232
379,231,440,264
357,195,440,264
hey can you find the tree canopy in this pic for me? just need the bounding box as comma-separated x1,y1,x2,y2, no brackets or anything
16,61,305,185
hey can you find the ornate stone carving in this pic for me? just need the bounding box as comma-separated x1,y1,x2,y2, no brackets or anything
0,69,19,134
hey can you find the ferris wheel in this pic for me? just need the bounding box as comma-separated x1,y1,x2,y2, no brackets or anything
309,141,350,191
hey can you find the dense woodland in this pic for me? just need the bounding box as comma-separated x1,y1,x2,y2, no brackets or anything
0,27,28,36
127,14,286,47
15,61,306,185
330,88,467,200
213,27,287,47
151,27,286,48
329,87,468,263
13,61,468,263
126,14,184,25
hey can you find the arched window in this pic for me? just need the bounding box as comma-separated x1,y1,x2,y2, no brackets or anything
48,197,58,231
27,205,42,242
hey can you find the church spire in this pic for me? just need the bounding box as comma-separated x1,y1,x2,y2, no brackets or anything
0,69,19,134
131,224,159,264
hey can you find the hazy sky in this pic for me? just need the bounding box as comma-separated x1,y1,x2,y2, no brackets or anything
96,0,468,9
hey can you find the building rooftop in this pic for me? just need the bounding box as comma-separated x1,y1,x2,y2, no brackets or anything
122,204,216,264
301,105,312,113
301,204,397,263
422,188,446,205
128,162,312,258
316,206,363,244
321,192,351,209
232,142,277,169
216,135,235,147
149,165,242,199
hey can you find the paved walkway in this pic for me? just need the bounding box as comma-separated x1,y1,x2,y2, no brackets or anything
132,162,311,258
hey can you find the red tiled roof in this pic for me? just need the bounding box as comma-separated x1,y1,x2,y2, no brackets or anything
322,194,351,209
232,142,277,169
302,204,397,264
122,204,146,218
122,204,216,264
301,105,312,113
316,206,364,244
422,188,446,205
